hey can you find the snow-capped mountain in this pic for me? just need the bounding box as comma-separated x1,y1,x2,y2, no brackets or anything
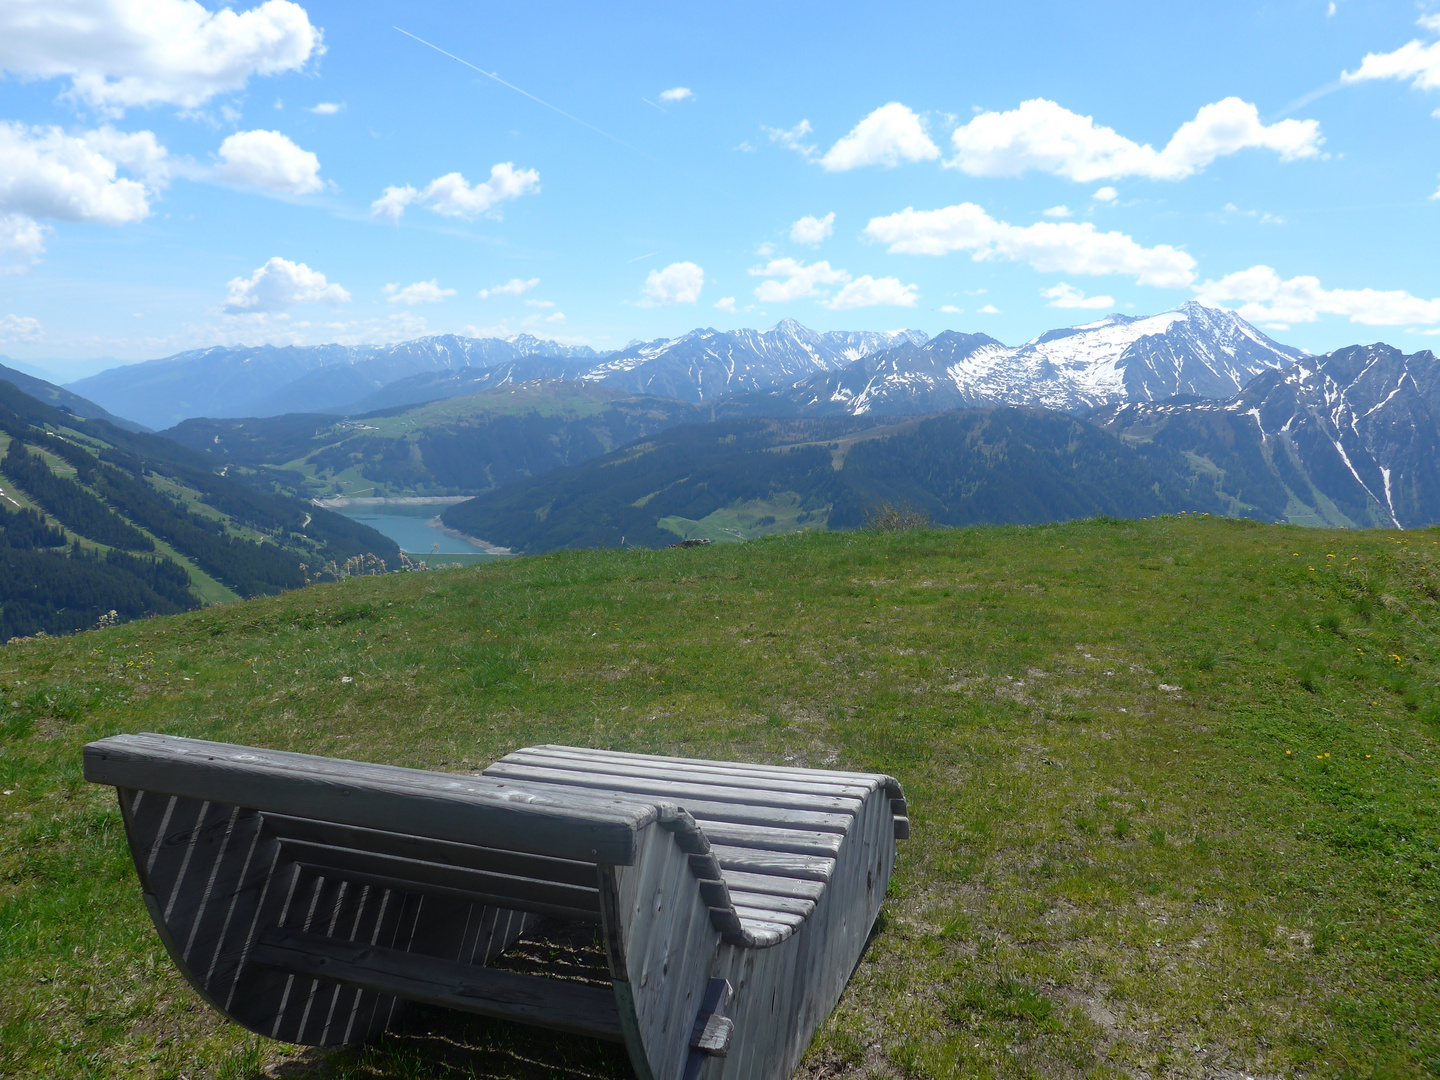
71,306,1293,429
742,332,1007,416
741,303,1304,418
1097,343,1440,528
580,319,929,402
990,302,1306,409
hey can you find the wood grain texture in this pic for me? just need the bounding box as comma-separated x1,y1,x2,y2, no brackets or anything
87,734,652,865
483,761,864,815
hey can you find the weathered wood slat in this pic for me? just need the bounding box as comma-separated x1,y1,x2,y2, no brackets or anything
683,820,843,857
732,905,805,929
506,748,876,798
716,869,826,901
627,796,852,834
262,814,600,888
250,926,624,1043
724,890,815,918
482,761,862,815
708,844,834,882
537,744,899,788
278,839,602,917
86,735,652,865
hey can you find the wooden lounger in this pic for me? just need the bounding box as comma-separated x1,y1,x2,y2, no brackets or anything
83,734,909,1080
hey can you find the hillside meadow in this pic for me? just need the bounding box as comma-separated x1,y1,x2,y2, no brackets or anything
1,517,1437,1080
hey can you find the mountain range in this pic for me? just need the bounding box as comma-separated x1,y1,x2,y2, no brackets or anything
66,334,604,430
1,360,147,432
1097,342,1440,529
437,340,1440,552
63,304,1300,432
727,303,1304,418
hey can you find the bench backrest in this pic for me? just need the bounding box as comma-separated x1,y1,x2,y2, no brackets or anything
84,733,656,867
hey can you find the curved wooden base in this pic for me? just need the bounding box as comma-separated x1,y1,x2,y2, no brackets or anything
117,786,536,1046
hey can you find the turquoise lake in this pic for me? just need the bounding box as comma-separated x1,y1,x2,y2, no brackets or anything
329,501,504,557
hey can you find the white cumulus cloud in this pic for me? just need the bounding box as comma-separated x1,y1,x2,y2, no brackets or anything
1093,186,1118,203
0,122,165,226
639,261,704,307
790,212,835,245
308,102,342,115
384,279,455,306
0,314,42,341
1342,14,1440,91
819,103,941,172
0,122,171,268
545,311,566,323
748,258,849,303
978,304,1000,314
864,202,1196,288
947,97,1323,182
1042,205,1072,218
1194,264,1440,326
478,277,539,299
825,275,919,310
713,296,737,312
224,256,350,313
0,0,322,116
370,163,539,222
523,298,555,308
1042,282,1115,309
940,305,962,314
659,87,693,102
213,129,322,195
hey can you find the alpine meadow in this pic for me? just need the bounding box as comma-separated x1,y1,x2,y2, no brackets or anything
5,2,1440,1080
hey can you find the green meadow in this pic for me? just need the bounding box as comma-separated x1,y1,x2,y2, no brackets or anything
1,517,1437,1079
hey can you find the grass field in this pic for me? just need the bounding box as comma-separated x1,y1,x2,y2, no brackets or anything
2,517,1437,1080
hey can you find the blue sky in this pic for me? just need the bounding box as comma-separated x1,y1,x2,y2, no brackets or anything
1,0,1439,379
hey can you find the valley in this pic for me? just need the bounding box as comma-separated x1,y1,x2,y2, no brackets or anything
0,381,399,639
6,303,1439,636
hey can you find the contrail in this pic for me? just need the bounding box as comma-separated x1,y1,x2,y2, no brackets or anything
394,26,643,154
1267,79,1344,121
626,250,661,263
641,97,665,113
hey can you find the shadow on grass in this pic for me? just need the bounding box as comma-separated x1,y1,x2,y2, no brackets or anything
254,1007,636,1080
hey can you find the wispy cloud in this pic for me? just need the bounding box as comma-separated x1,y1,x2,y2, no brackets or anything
477,277,539,299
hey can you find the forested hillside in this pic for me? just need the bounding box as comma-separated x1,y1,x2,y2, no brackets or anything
0,380,398,639
442,409,1229,552
163,381,704,500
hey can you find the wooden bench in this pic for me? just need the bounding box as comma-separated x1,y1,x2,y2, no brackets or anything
83,734,909,1080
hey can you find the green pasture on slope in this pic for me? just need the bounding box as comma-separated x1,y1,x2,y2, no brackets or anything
1,517,1437,1080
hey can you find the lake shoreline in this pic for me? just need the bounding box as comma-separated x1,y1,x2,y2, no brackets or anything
312,495,472,508
426,516,514,556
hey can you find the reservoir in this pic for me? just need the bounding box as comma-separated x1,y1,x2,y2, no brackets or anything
325,499,509,560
